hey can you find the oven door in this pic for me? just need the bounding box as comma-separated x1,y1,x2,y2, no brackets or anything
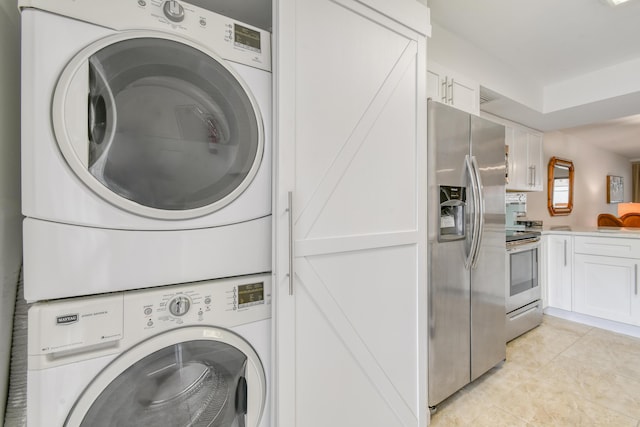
506,241,541,313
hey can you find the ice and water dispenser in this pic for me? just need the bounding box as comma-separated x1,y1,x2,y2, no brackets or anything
439,185,466,241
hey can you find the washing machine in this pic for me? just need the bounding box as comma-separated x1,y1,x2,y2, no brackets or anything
20,0,272,301
27,273,271,427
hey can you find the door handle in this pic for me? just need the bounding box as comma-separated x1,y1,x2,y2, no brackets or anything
448,78,454,104
464,155,478,270
564,240,567,267
471,156,484,269
635,264,638,296
464,155,482,270
528,166,533,186
287,191,294,296
505,146,510,185
441,78,447,103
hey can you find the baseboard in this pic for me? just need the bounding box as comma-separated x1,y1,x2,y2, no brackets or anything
544,307,640,339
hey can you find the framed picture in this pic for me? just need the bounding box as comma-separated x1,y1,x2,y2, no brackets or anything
607,175,624,203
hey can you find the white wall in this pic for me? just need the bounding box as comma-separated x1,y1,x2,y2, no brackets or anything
525,131,632,228
0,0,22,419
427,22,543,112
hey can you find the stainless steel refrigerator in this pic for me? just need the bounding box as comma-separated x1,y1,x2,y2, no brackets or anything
427,100,506,409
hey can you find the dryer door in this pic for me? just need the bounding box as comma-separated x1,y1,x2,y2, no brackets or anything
65,326,266,427
53,33,264,220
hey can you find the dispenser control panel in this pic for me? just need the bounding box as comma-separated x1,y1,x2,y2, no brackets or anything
439,185,466,242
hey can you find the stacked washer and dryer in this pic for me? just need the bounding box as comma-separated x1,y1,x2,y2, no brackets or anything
20,0,272,425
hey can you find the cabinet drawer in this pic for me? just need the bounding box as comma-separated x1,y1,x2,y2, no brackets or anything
574,236,640,259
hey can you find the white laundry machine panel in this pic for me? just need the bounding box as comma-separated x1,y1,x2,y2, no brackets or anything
27,273,272,427
20,0,272,300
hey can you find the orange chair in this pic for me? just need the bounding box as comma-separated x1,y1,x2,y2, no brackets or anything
597,213,624,227
621,212,640,227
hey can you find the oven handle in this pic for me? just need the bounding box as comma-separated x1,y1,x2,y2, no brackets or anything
471,156,484,269
507,239,541,253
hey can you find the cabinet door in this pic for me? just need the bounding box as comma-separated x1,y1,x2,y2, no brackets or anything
505,127,527,190
449,75,479,115
527,132,543,191
426,62,479,115
505,126,543,191
275,1,429,426
546,235,572,310
574,254,640,325
426,68,443,103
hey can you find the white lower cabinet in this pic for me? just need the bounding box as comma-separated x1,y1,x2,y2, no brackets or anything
574,254,640,325
545,234,572,311
545,234,640,326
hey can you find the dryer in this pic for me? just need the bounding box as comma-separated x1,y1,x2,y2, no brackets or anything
20,0,272,301
27,273,271,427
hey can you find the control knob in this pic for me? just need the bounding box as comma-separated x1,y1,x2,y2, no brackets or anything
169,296,191,316
163,0,185,22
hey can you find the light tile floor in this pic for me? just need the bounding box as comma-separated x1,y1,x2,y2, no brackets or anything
429,314,640,426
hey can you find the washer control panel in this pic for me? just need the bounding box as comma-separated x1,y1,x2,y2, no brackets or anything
162,0,185,22
27,274,271,369
127,273,272,332
168,295,191,316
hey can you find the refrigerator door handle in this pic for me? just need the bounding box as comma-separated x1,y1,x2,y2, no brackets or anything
471,156,485,269
465,155,480,270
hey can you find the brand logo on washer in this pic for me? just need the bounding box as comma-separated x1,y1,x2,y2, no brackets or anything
56,314,79,325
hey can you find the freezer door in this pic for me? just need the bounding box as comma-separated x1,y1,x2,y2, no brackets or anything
427,100,472,406
469,115,506,381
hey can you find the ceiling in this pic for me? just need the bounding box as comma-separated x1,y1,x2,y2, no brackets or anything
428,0,640,160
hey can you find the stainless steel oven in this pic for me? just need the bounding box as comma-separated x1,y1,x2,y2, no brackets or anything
505,233,542,341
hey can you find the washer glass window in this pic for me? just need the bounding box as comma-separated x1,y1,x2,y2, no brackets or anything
59,36,262,215
78,340,250,426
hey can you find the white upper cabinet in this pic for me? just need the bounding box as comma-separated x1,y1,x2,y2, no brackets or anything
427,61,479,115
275,0,429,426
506,125,543,191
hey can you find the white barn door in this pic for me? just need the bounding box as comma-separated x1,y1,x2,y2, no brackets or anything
274,1,430,426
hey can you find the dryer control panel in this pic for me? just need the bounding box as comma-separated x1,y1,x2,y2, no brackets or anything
18,0,272,71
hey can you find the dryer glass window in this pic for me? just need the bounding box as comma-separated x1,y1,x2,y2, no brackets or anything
78,340,249,426
86,38,261,211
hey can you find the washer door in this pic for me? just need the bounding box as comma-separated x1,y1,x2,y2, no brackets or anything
65,327,266,427
53,33,264,220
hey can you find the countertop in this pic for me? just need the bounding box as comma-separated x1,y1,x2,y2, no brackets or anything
541,225,640,238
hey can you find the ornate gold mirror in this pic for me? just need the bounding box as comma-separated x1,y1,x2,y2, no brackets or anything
547,157,574,216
